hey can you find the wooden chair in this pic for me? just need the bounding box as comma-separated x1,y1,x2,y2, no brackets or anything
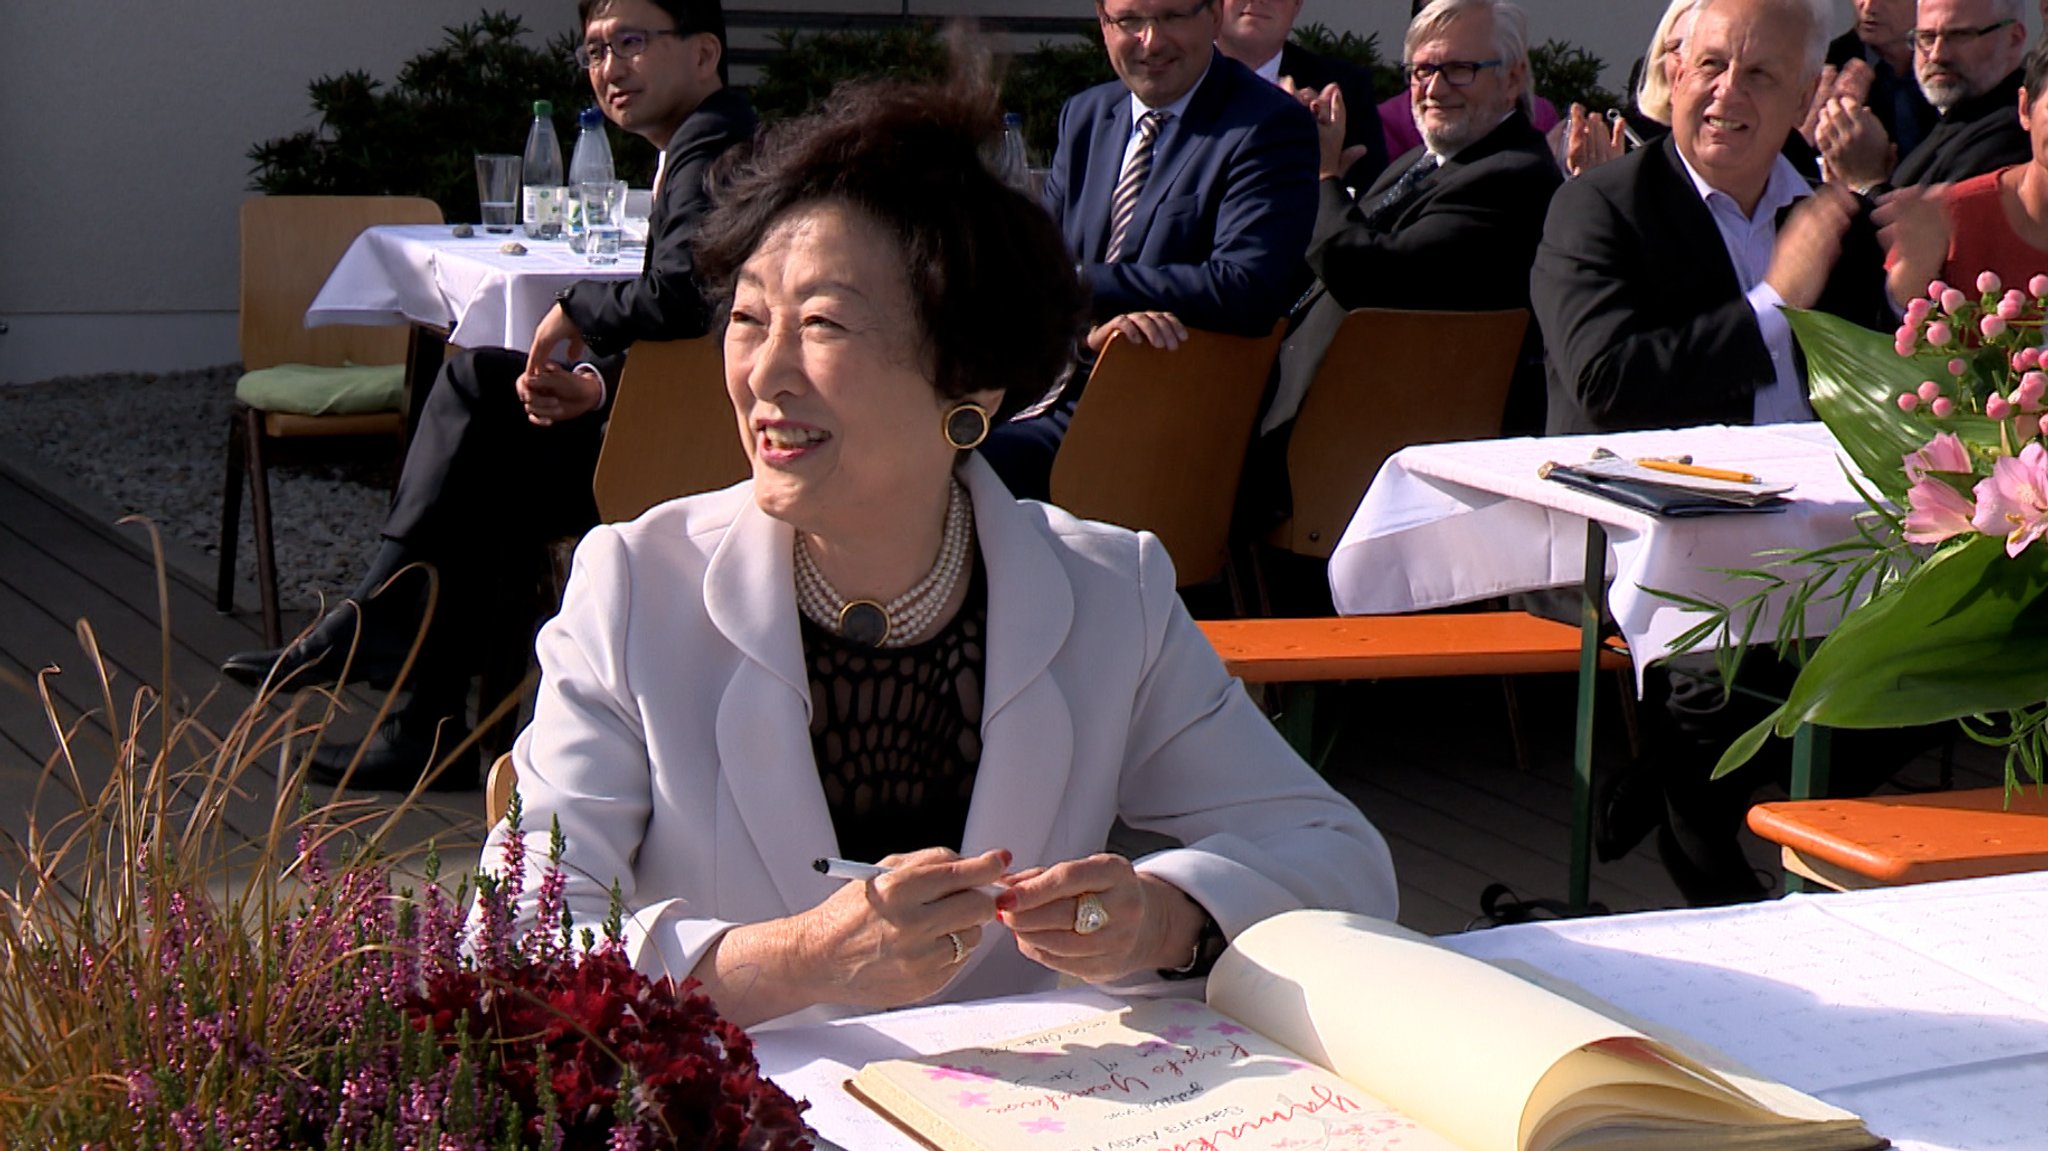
591,335,749,523
1748,788,2048,891
476,335,747,764
1050,324,1285,588
217,195,443,645
1269,307,1528,559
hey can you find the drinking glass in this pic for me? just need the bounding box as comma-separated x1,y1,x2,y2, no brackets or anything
578,179,627,265
475,154,521,233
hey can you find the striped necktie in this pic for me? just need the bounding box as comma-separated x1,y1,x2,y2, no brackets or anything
1106,111,1167,263
1362,152,1439,230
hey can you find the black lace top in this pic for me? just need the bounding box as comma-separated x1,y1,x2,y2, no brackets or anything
802,556,988,862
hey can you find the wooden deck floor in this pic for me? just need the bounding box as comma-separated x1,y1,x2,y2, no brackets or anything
0,453,2003,936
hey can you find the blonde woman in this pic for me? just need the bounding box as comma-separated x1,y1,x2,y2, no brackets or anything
1559,0,1693,176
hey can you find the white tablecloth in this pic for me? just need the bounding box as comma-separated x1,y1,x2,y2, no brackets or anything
1328,423,1880,682
305,224,638,350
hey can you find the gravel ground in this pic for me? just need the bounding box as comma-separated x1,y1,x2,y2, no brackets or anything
0,366,391,612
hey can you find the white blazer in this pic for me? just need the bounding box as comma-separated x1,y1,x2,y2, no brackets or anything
488,454,1397,1015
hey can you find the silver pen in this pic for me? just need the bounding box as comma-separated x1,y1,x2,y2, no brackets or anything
812,857,1008,898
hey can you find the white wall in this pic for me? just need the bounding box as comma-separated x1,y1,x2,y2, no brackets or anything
0,0,572,383
6,0,2038,384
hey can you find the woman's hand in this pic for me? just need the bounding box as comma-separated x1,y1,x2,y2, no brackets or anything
1560,103,1624,178
997,853,1206,984
692,847,1007,1026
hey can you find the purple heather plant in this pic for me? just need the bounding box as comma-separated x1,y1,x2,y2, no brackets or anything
0,577,812,1151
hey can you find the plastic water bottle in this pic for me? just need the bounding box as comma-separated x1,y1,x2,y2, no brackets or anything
522,100,565,239
994,113,1030,194
566,106,615,252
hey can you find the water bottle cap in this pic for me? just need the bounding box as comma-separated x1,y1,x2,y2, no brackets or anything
533,99,553,117
1003,112,1022,125
580,106,604,129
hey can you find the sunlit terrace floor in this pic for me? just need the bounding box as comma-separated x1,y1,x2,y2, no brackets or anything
0,452,2003,934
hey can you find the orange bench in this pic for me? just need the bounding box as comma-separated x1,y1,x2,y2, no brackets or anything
1197,614,1629,683
1748,787,2048,890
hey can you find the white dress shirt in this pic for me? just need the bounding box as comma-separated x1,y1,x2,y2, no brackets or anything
1677,150,1815,424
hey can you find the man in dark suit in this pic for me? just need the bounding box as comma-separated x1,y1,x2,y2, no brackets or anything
221,0,756,787
1534,0,1897,903
1266,0,1561,438
1214,0,1390,190
1536,0,1890,436
1823,0,1936,162
1817,0,2028,190
978,0,1319,500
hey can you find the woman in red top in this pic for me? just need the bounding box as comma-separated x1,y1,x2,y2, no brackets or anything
1880,39,2048,297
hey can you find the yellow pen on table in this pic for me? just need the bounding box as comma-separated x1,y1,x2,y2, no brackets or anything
1635,458,1762,484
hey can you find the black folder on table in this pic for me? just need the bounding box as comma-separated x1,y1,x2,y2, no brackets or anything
1540,460,1793,517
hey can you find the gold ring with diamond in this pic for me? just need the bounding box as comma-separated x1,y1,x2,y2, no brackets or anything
946,931,966,964
1074,893,1110,935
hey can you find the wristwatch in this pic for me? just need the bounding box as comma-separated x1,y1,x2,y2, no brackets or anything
1159,910,1227,981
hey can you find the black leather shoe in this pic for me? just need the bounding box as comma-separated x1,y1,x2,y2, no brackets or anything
307,710,480,793
222,599,410,691
1593,763,1666,862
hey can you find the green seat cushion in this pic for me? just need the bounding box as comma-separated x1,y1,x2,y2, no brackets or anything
235,363,404,416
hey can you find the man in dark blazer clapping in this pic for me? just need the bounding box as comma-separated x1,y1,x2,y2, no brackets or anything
1535,0,1891,436
1265,0,1561,437
1215,0,1390,190
1534,0,1900,905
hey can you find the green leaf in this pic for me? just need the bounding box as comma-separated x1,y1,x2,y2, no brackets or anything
1787,308,1934,504
1714,709,1787,778
1775,534,2048,730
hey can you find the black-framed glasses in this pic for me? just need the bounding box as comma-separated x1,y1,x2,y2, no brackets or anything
1907,19,2014,51
1099,0,1213,37
574,27,683,69
1403,58,1503,87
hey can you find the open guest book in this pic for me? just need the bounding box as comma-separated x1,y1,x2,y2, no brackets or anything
848,911,1881,1151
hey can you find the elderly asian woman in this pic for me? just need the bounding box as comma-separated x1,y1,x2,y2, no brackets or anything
481,74,1398,1028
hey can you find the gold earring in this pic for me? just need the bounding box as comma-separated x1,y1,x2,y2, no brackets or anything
943,401,991,450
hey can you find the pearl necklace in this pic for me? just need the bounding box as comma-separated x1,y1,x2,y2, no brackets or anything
794,481,973,648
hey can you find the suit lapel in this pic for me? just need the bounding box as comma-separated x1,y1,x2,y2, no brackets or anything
1649,137,1745,304
1081,96,1133,262
954,457,1076,871
703,496,843,914
1128,55,1232,252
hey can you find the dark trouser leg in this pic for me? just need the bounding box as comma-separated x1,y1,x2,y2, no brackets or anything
384,348,607,716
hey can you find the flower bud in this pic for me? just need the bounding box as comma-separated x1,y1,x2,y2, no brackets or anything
1948,357,1968,376
1978,271,2003,295
1918,380,1943,402
1941,288,1968,314
2023,371,2048,402
2039,412,2048,437
2023,347,2045,371
2000,297,2025,321
2032,274,2048,299
1928,279,1950,300
1932,396,1955,417
1927,322,1954,347
1983,315,2010,339
1898,392,1921,412
1905,297,1933,323
1987,394,2012,419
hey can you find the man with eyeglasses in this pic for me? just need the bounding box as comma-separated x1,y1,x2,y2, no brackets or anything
221,0,756,790
1820,0,1935,164
1817,0,2028,191
1254,0,1558,451
977,0,1318,502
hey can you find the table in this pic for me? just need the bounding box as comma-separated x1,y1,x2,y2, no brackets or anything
1328,423,1873,683
306,224,638,350
1328,423,1879,905
754,873,2048,1151
306,224,640,425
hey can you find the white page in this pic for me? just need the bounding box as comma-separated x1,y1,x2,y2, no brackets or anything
1441,900,2048,1094
753,988,1128,1151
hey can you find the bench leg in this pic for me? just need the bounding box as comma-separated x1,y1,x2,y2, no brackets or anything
1570,521,1608,912
1783,724,1833,894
